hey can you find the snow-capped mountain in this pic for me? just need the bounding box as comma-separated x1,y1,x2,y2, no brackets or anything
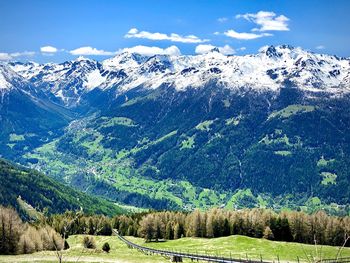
0,63,41,98
9,57,106,107
2,45,350,213
6,45,350,107
0,64,26,91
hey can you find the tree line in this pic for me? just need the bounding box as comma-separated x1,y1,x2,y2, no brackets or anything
134,209,350,246
2,205,349,255
46,208,350,247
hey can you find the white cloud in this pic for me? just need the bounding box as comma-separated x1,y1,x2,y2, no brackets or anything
217,17,228,23
0,53,12,60
0,51,35,60
219,45,235,55
195,44,216,54
11,51,35,57
224,29,272,40
195,44,235,55
40,46,58,53
236,11,290,32
69,46,115,56
213,31,220,36
316,45,325,50
125,28,209,43
120,45,181,56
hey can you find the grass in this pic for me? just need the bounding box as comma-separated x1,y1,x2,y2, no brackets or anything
225,115,242,126
0,235,166,263
268,105,316,120
321,172,337,185
17,197,42,220
180,135,195,149
1,234,349,263
130,235,350,262
100,117,137,127
196,120,215,131
317,157,335,167
259,133,292,146
9,133,25,142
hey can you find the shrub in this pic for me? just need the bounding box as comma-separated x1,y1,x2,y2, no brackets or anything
83,236,96,249
102,242,110,253
39,226,64,251
263,226,274,240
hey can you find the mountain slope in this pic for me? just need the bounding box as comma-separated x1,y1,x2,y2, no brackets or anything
26,84,350,213
0,64,74,161
0,158,126,216
2,45,350,213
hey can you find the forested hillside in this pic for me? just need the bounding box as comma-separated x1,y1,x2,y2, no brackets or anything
0,159,125,217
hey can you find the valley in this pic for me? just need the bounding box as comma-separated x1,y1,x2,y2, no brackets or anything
1,1,350,262
1,45,350,213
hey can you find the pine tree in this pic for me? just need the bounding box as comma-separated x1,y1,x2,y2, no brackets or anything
165,222,173,240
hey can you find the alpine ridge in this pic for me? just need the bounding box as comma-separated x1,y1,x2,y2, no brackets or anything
5,45,350,108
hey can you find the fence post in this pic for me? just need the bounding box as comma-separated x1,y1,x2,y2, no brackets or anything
260,254,263,263
277,255,280,263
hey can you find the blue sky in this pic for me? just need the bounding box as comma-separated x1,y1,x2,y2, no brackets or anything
1,0,350,63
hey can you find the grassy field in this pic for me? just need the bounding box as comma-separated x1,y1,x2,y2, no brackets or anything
0,234,349,263
131,235,350,262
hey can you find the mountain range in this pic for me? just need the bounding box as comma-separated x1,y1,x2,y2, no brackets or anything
1,45,349,214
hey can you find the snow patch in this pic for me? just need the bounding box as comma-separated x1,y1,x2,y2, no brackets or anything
83,69,106,90
0,72,11,90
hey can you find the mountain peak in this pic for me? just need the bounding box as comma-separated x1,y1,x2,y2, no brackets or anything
74,56,93,62
5,44,350,103
210,47,221,53
102,51,149,71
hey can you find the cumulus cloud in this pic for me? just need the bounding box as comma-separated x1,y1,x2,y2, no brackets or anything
224,29,272,40
40,46,58,53
0,51,35,60
69,46,115,56
219,45,235,55
316,45,325,50
120,45,181,56
236,11,290,32
195,44,235,55
217,17,228,23
125,28,209,43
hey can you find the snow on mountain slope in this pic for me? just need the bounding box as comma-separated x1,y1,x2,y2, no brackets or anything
7,45,350,106
0,64,30,92
0,67,12,91
107,45,350,94
84,69,106,91
9,57,106,107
